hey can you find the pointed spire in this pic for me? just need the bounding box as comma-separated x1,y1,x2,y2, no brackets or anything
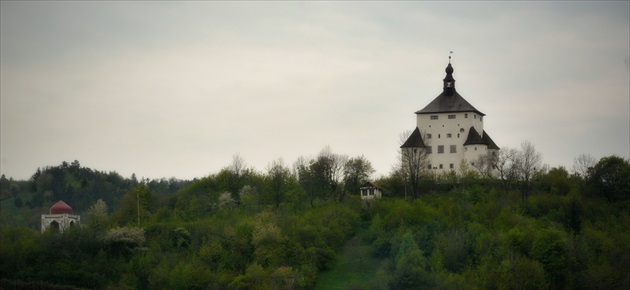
443,53,455,94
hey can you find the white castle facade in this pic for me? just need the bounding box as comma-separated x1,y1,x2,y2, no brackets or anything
402,59,499,174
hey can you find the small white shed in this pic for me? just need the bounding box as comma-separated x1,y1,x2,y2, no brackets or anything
360,182,382,200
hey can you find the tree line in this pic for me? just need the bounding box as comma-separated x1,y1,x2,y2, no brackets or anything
1,143,629,289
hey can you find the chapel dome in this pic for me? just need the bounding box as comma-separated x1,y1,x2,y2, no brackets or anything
50,200,73,215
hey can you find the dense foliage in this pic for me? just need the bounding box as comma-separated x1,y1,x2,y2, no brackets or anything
0,161,190,229
1,198,361,289
1,152,629,289
362,190,629,289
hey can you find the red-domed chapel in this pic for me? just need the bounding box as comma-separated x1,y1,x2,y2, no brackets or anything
41,200,80,232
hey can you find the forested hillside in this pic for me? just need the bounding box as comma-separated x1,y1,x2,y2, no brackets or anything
1,150,629,289
0,160,190,229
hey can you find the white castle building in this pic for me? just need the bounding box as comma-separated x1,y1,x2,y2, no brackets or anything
401,58,499,174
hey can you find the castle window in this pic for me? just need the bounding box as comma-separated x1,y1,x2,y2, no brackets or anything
438,134,441,138
465,113,468,118
460,128,465,132
457,134,460,138
450,145,457,153
448,115,456,119
447,133,452,138
449,163,454,169
428,164,432,169
426,146,432,153
431,115,439,120
439,164,443,169
437,145,444,153
427,134,432,139
475,147,477,151
474,115,477,119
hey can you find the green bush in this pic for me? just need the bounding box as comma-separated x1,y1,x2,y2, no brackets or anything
531,228,568,287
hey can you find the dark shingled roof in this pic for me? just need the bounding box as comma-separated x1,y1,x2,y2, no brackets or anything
415,91,485,116
361,181,382,189
415,62,485,116
464,126,485,146
400,127,426,148
463,127,500,149
482,131,500,150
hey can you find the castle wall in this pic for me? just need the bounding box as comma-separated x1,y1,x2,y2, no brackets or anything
417,111,485,173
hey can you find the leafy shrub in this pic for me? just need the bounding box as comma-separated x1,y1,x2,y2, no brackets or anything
102,226,145,256
587,155,630,201
531,228,568,287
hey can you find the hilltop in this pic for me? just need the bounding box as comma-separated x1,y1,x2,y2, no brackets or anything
1,152,629,289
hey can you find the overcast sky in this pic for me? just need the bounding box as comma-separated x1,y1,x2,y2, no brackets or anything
1,1,629,181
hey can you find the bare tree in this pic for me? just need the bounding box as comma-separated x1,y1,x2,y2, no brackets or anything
471,152,498,179
224,154,252,198
230,153,247,178
294,147,348,207
292,155,309,178
318,146,348,196
515,141,543,201
492,147,519,194
571,153,596,179
398,129,431,199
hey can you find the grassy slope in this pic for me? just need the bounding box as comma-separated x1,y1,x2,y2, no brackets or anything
315,228,383,290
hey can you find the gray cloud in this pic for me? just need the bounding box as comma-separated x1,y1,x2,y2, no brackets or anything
1,1,628,179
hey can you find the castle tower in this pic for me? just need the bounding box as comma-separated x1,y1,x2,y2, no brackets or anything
402,58,499,173
41,200,80,232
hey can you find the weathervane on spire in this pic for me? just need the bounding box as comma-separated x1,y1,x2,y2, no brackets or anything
449,51,453,63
